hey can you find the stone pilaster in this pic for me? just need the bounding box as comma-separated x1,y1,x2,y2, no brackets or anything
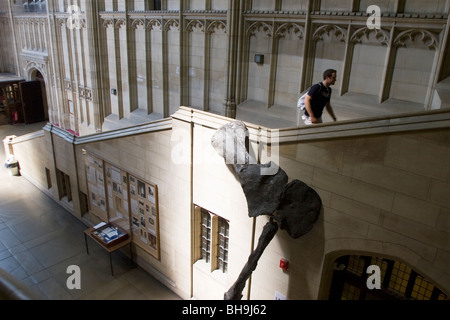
85,0,106,132
223,0,243,119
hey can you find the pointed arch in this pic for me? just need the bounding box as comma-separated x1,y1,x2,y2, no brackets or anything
313,24,347,42
351,27,390,46
394,29,440,50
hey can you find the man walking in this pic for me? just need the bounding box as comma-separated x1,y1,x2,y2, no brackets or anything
302,69,338,125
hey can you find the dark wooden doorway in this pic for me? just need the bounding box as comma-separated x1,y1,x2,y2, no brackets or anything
19,80,46,124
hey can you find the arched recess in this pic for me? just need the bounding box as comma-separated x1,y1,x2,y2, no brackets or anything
22,64,49,123
311,24,347,94
245,21,273,104
389,29,441,107
318,242,449,300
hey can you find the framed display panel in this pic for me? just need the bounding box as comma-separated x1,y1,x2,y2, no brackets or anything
129,174,160,260
104,162,130,232
84,153,108,222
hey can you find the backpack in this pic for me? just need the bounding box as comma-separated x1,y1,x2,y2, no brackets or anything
297,82,323,111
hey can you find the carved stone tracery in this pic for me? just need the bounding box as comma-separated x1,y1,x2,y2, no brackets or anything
351,27,390,46
394,29,440,50
313,24,347,42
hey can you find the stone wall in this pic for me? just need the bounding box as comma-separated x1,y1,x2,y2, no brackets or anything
251,129,450,299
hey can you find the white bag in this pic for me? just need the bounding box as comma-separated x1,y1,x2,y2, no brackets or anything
297,82,324,111
297,92,308,111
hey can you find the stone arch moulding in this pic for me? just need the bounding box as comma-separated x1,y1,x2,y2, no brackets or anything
350,27,390,46
206,20,227,34
246,21,273,37
131,18,145,30
185,19,227,34
313,24,347,42
274,22,305,40
185,19,205,32
394,29,440,50
317,239,450,299
102,18,114,29
114,18,127,29
24,62,47,83
163,19,180,31
146,18,162,30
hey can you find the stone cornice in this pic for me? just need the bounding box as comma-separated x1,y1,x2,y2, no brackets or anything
11,108,450,151
41,118,173,145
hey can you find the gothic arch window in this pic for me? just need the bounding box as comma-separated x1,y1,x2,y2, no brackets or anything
329,254,449,300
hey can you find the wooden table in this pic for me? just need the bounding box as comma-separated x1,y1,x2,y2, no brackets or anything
84,227,133,276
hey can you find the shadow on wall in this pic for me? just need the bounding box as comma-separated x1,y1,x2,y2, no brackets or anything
284,207,325,300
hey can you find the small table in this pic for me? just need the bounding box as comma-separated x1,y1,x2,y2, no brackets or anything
84,226,133,276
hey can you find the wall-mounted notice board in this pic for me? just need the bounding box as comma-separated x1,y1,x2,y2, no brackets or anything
83,151,160,260
104,162,130,232
84,153,108,222
128,174,160,260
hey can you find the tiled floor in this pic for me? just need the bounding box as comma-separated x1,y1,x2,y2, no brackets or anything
0,120,181,300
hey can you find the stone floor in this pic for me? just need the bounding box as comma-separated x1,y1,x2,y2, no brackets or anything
236,92,425,128
0,120,181,300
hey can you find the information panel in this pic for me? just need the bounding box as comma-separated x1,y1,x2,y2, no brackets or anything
105,162,130,232
84,153,107,222
128,174,160,260
83,151,160,260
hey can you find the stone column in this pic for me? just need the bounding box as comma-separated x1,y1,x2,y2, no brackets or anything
114,24,124,119
48,13,66,126
203,26,211,111
299,0,319,92
126,0,138,114
340,24,354,96
6,0,20,75
145,24,153,115
379,26,396,103
85,0,105,132
179,0,189,108
267,21,279,108
162,21,169,117
223,0,240,119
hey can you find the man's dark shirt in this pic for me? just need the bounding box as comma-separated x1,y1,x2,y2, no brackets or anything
304,83,332,118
